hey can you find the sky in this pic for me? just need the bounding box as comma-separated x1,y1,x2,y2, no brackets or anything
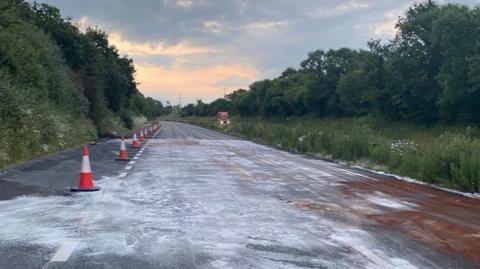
34,0,479,105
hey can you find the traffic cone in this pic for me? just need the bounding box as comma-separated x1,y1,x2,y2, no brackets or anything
145,128,149,138
116,136,130,161
71,145,100,192
131,132,140,148
140,130,145,142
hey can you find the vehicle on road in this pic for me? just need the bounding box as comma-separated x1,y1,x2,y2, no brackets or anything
217,111,230,124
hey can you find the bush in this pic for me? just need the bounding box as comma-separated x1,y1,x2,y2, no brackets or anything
0,80,96,167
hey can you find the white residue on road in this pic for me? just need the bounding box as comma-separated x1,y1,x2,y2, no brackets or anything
366,191,417,210
0,139,426,268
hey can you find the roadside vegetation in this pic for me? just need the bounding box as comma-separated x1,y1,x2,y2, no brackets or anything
0,1,167,168
177,1,480,193
175,116,480,193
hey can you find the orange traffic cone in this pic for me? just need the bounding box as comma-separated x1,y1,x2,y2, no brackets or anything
139,130,145,142
116,136,130,161
145,128,149,138
131,132,140,148
71,145,100,192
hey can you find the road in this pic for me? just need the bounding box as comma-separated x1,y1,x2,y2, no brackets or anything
0,121,479,268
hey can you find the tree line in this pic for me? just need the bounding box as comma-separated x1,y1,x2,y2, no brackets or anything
182,1,480,125
0,0,165,136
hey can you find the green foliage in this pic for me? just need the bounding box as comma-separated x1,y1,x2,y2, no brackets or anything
182,1,480,125
178,116,480,193
0,78,96,167
180,98,231,117
0,0,165,167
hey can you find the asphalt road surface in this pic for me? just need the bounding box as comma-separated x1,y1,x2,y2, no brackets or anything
0,121,479,268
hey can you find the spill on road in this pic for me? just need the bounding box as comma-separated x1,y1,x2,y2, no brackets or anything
341,176,480,264
0,139,475,268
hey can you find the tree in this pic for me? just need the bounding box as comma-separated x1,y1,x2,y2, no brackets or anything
338,42,386,116
432,4,479,122
208,98,232,116
175,1,480,126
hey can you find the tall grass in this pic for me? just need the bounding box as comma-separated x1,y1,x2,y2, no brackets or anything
0,83,97,168
177,116,480,193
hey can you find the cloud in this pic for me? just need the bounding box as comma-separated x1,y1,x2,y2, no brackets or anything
373,19,397,37
353,5,409,38
243,20,290,30
202,20,224,34
75,16,90,32
108,32,217,57
35,0,479,104
308,1,371,18
175,0,194,8
202,19,290,36
336,1,371,12
135,62,258,102
372,6,408,37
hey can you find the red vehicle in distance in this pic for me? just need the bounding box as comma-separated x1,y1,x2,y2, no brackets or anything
217,112,230,124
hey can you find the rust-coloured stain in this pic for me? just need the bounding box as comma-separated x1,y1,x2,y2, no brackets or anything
342,177,480,263
170,140,200,145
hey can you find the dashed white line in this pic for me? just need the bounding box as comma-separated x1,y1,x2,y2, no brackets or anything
49,241,80,262
46,134,151,266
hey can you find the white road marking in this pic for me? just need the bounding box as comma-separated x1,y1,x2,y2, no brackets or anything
44,212,97,267
133,157,139,160
125,166,133,170
128,161,135,165
49,241,80,262
119,172,128,178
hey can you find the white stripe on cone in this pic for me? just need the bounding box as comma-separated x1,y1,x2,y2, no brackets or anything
133,133,137,141
81,155,91,173
120,139,127,150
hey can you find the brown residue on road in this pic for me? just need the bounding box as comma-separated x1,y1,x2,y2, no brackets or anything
341,176,480,263
170,140,200,146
